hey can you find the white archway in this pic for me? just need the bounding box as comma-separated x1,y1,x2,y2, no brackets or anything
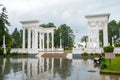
85,13,110,48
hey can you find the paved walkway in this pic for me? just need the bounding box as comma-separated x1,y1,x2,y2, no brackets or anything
42,53,68,58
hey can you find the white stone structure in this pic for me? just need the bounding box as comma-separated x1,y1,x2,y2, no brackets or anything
72,13,110,54
85,13,110,48
21,20,55,53
11,20,64,53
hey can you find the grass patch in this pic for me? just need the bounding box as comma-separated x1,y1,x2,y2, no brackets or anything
0,52,28,57
101,54,120,72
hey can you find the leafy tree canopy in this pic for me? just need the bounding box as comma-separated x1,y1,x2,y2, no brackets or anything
40,22,56,28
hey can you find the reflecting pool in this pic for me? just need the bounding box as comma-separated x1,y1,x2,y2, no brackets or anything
0,56,120,80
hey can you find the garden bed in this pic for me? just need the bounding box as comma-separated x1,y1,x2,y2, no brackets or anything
100,54,120,74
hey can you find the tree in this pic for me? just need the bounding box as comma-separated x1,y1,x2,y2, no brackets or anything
0,6,12,53
55,24,74,49
11,28,22,48
108,20,120,45
81,35,88,48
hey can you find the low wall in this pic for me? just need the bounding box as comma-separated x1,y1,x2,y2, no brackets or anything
114,47,120,54
72,48,102,54
72,47,120,54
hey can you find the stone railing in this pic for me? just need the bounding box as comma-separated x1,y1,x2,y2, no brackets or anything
114,47,120,54
72,48,103,54
11,48,64,54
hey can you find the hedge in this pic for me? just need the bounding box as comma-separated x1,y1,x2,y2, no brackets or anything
103,46,114,53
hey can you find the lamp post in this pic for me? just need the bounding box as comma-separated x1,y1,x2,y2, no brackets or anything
3,35,6,54
112,35,117,46
60,33,62,49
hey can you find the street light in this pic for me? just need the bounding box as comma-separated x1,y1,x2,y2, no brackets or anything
60,33,62,48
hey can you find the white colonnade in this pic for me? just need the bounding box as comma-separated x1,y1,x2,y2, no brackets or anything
21,20,55,53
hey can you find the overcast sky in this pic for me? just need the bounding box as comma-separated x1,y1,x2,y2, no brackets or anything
1,0,120,41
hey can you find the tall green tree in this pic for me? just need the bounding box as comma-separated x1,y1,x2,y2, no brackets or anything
11,28,22,48
0,6,12,52
108,20,120,45
55,24,74,49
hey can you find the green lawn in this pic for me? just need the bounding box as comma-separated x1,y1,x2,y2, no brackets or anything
101,54,120,72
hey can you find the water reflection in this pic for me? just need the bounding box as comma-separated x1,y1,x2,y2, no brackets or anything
0,56,120,80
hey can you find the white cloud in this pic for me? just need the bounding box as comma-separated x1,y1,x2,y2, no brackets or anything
1,0,120,40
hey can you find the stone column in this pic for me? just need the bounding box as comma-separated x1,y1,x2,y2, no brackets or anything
96,22,99,48
42,58,44,72
51,58,54,70
22,59,25,79
39,57,41,74
60,58,62,68
27,59,30,79
103,21,108,46
51,58,54,78
34,59,38,78
43,33,45,50
39,32,41,50
32,60,34,77
47,33,49,50
88,25,91,48
52,31,54,50
22,28,25,49
32,30,35,49
47,58,49,71
28,29,31,48
34,29,38,49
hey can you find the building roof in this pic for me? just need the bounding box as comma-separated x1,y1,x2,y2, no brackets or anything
20,20,39,24
85,13,110,18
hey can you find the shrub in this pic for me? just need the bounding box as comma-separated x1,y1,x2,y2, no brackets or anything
100,57,107,69
101,57,105,63
90,53,94,55
65,47,72,50
6,47,11,54
103,46,114,53
114,43,120,47
82,52,88,56
100,63,107,69
0,47,3,54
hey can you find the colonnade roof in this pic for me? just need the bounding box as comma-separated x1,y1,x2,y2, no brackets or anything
20,20,39,24
20,20,55,33
85,13,110,18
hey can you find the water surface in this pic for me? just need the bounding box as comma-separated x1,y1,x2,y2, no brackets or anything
0,56,120,80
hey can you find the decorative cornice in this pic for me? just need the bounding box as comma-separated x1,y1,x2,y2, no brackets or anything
85,13,110,18
20,20,39,24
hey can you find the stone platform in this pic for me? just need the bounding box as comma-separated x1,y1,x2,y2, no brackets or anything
41,53,68,58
